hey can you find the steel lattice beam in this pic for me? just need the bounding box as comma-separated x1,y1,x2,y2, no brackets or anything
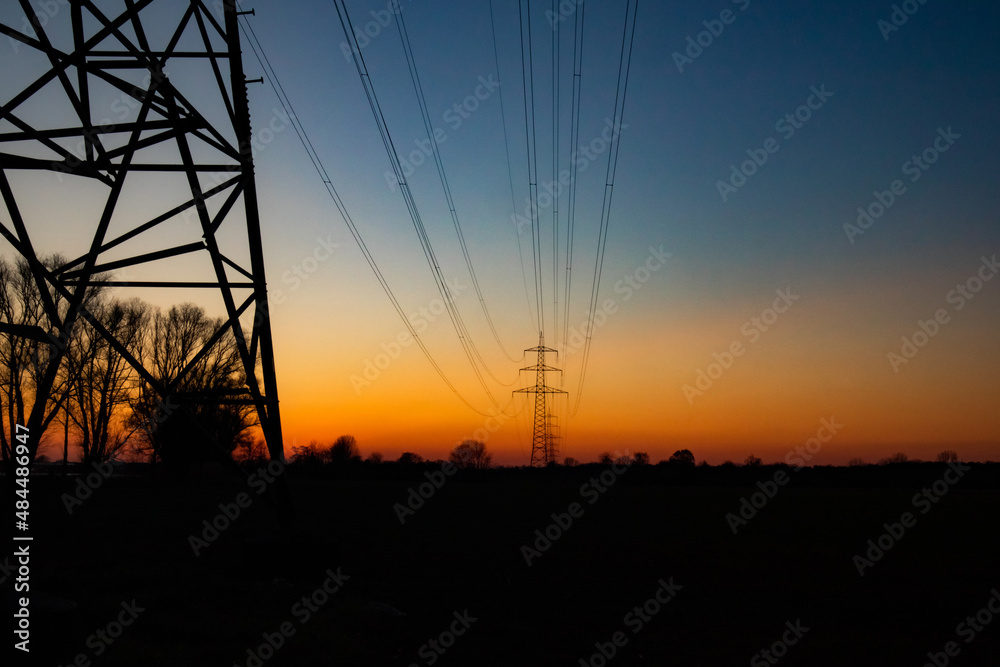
0,0,288,513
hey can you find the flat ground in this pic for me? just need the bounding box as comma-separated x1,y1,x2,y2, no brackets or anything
10,462,1000,666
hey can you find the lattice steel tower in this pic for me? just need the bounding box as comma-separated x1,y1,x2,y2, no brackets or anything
0,1,286,479
514,332,567,466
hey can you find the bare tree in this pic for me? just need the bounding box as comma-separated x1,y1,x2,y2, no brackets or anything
128,303,255,466
935,450,959,463
0,258,33,466
291,440,327,466
234,438,269,465
0,255,105,467
449,439,492,470
64,297,149,464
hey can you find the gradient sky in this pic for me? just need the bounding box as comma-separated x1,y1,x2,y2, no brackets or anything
3,0,999,464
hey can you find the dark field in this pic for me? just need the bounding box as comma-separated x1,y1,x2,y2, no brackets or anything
11,462,1000,666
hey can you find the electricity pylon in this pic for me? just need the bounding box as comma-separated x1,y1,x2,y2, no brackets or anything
545,413,560,460
0,1,286,506
514,332,567,466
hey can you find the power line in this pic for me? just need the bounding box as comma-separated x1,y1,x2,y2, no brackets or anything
235,6,495,416
332,0,508,413
489,0,537,336
561,0,585,357
394,3,521,367
572,0,639,415
551,0,561,352
518,0,544,334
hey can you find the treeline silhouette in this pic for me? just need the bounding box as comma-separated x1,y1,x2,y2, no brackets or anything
0,254,254,473
221,440,1000,490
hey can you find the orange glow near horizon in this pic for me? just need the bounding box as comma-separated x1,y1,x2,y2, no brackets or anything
271,275,1000,466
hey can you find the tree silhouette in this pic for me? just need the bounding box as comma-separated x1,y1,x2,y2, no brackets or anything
668,449,695,467
329,435,361,465
65,297,149,464
633,452,650,465
291,440,327,466
128,303,255,467
234,438,269,465
744,454,763,467
0,254,106,468
449,439,492,470
935,450,959,463
397,452,423,465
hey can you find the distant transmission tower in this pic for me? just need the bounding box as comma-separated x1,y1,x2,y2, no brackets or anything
545,412,560,461
514,332,567,466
